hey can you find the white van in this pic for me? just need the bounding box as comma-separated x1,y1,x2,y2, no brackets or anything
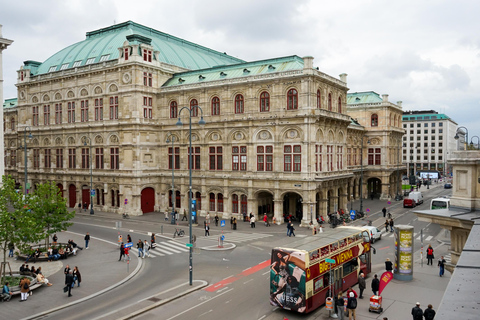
409,191,424,205
363,226,382,243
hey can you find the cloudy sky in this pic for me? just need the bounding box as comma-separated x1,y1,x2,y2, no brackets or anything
1,0,479,139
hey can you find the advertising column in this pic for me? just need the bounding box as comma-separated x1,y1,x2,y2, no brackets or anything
393,225,414,281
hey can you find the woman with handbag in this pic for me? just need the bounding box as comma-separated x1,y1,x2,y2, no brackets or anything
73,266,82,287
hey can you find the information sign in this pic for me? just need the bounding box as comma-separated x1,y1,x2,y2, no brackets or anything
186,243,193,248
350,210,356,220
124,242,133,248
91,189,96,196
325,258,336,264
220,220,226,227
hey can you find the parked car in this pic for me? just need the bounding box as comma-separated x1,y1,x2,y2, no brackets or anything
403,198,416,208
444,183,452,189
363,226,382,243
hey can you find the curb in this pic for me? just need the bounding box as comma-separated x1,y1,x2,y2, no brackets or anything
201,243,236,251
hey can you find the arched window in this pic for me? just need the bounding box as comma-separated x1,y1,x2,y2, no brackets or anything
217,193,224,212
338,97,342,113
195,192,202,210
371,114,378,127
235,94,244,114
260,91,270,112
232,194,239,213
175,190,181,208
170,101,177,119
328,93,332,111
211,96,220,115
316,90,321,109
241,195,248,216
10,118,15,131
168,190,173,207
190,99,198,117
287,89,298,110
209,193,215,211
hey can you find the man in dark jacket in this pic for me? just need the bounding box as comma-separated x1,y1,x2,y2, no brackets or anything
423,304,436,320
411,302,423,320
66,270,74,297
358,273,366,299
371,274,380,296
346,292,357,320
119,243,125,261
385,258,393,272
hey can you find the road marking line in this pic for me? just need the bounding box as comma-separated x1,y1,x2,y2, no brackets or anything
244,279,253,284
426,235,433,241
199,310,213,317
258,316,266,320
262,271,270,276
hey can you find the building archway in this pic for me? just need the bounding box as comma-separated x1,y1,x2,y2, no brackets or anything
367,178,382,199
283,192,303,222
257,191,273,218
141,187,155,214
56,183,64,198
81,185,90,207
68,184,76,208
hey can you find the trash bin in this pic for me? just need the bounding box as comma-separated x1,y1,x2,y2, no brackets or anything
369,295,383,313
325,297,334,310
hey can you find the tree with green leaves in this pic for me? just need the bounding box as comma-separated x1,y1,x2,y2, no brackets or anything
0,176,37,284
27,181,75,249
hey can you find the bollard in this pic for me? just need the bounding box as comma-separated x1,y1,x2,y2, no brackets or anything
161,225,163,235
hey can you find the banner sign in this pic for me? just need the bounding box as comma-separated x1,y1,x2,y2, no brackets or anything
378,271,393,295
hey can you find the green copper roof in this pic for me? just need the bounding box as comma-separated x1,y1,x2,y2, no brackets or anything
163,55,304,87
3,98,17,109
31,21,244,75
347,91,383,104
402,113,451,121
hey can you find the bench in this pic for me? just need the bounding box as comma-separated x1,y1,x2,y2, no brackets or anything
2,274,44,297
18,243,78,262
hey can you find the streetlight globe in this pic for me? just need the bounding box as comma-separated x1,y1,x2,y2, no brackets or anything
198,117,206,126
176,119,183,127
454,134,459,140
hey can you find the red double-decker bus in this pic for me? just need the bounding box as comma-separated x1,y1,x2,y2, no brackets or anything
270,226,372,313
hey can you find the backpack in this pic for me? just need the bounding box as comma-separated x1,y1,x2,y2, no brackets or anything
349,298,357,309
23,282,28,290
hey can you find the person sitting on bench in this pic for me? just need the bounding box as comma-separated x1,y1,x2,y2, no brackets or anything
1,282,12,301
36,267,53,287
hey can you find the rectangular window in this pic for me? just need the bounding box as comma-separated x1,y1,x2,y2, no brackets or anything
68,102,75,123
44,105,50,125
110,148,119,170
326,145,333,171
33,106,39,126
81,148,90,169
55,103,62,124
85,57,95,65
95,148,104,169
209,146,223,170
232,146,247,171
143,72,153,87
316,145,322,171
99,54,110,62
347,148,351,166
72,60,82,68
110,96,118,120
284,145,301,172
368,148,382,165
44,149,51,168
48,66,57,72
81,100,89,122
56,149,63,168
33,149,40,169
10,150,17,167
68,148,76,169
188,147,201,170
169,147,180,170
124,48,129,61
143,49,152,62
336,146,343,170
60,63,69,70
143,96,153,119
95,98,103,121
257,146,273,171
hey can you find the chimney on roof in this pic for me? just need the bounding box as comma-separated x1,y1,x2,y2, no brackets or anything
339,73,348,83
303,56,314,69
382,94,389,102
397,101,402,107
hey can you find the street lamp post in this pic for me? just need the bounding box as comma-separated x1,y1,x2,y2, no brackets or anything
84,136,94,215
166,133,176,225
395,142,404,201
23,127,32,195
454,126,469,150
359,137,370,215
176,105,206,286
470,135,480,150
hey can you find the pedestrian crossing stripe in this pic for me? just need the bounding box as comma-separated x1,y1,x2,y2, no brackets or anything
129,240,189,258
217,232,273,243
380,231,435,242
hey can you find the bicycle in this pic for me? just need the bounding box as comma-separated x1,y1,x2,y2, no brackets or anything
173,228,185,238
122,213,130,219
387,211,392,219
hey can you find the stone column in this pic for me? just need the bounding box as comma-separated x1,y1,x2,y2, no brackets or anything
273,199,283,225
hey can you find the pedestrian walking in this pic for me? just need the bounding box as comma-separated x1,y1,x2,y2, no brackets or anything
19,277,30,302
143,240,150,257
151,233,156,248
84,232,90,249
52,234,58,245
358,273,366,299
336,292,345,320
289,221,296,237
389,219,394,232
65,270,74,297
64,265,71,285
215,214,219,226
250,215,256,228
371,274,380,296
137,239,144,258
426,244,434,265
287,221,291,236
72,266,81,287
205,223,210,236
438,256,446,277
127,234,132,244
8,242,14,257
385,258,393,272
423,304,436,320
346,292,357,320
164,211,169,221
233,218,237,230
411,302,423,320
119,243,125,261
182,209,187,221
230,217,234,229
206,213,210,225
263,214,270,227
382,207,386,217
385,219,389,232
124,246,130,261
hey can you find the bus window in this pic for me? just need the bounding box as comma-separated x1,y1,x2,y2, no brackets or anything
362,231,370,243
343,259,358,275
356,232,362,241
359,253,367,265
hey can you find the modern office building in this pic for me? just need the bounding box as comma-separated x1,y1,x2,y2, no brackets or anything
402,110,459,177
3,21,404,224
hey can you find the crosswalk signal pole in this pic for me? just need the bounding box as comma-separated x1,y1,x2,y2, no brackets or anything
420,229,424,267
